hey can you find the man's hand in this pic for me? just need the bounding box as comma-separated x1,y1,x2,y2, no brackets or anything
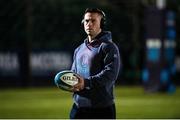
71,74,85,92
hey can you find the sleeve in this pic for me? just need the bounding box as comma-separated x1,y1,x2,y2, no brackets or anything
85,43,121,89
71,48,78,73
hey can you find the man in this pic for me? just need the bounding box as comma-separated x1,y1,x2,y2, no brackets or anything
70,8,121,119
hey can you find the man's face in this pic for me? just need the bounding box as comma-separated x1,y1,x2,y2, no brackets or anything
83,12,102,38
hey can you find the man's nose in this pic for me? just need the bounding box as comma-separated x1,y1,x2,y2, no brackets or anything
87,21,92,26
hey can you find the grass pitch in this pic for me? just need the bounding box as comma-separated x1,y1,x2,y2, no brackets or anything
0,86,179,119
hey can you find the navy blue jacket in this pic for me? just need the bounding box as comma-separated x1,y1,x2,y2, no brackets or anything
71,31,120,108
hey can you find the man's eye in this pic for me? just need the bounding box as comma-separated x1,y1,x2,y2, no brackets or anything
84,19,95,24
85,20,89,23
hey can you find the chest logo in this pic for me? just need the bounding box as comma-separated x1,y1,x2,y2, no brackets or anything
80,54,89,68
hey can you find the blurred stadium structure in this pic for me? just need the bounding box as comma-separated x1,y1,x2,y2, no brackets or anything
0,0,179,91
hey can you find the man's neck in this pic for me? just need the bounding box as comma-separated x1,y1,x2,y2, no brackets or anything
88,30,102,43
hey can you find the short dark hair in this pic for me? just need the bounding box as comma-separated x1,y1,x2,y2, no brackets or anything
84,8,105,18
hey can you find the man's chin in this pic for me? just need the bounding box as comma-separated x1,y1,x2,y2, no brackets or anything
86,32,92,36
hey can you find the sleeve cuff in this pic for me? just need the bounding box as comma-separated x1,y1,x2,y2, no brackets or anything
84,78,91,90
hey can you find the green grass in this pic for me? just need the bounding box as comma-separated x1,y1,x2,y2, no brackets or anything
0,86,180,119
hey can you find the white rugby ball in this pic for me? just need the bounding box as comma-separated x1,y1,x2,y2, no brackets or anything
54,70,79,92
